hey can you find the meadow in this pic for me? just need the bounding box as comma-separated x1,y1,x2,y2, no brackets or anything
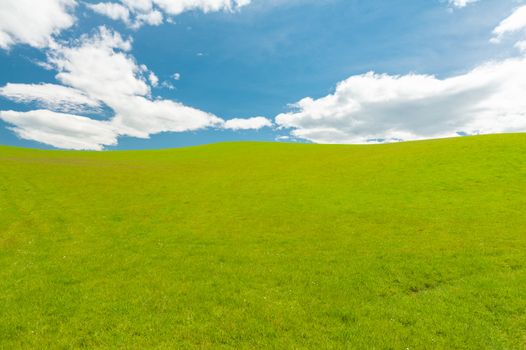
1,134,525,349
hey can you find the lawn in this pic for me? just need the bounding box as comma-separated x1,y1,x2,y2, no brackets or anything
1,134,525,349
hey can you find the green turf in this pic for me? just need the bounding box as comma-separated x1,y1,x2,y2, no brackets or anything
1,134,525,349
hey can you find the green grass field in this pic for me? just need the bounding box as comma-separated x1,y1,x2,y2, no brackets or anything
1,134,525,349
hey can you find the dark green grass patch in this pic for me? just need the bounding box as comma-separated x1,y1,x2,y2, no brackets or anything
1,134,526,348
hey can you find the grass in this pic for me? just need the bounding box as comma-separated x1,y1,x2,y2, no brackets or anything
1,134,525,349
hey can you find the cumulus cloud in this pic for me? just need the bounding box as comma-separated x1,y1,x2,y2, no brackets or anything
269,5,508,150
0,26,267,149
48,28,143,100
87,0,250,28
0,110,117,150
0,0,77,49
448,0,478,8
48,27,222,136
276,58,526,144
223,117,273,130
0,83,101,113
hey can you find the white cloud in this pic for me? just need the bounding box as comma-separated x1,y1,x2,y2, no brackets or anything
448,0,478,8
134,9,163,27
275,135,291,141
276,58,526,144
0,27,235,149
121,0,153,12
48,28,146,102
0,0,77,49
0,83,101,113
172,73,181,80
6,1,524,149
87,0,250,28
148,72,159,87
152,0,251,15
86,2,130,24
111,96,222,138
48,27,223,136
492,5,526,43
0,110,117,150
223,116,273,130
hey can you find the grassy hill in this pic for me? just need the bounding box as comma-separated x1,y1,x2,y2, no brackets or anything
1,134,525,349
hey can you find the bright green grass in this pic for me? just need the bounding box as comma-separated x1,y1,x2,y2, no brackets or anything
1,134,526,349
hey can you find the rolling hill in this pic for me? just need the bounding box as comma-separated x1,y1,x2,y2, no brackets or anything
1,134,525,348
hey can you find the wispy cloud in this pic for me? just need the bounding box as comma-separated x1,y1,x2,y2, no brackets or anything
0,109,117,151
0,83,101,113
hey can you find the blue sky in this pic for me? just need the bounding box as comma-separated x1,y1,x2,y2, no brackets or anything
1,0,526,150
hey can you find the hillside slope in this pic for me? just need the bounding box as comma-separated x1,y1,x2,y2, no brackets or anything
1,134,525,348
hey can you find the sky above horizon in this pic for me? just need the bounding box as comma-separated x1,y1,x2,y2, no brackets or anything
1,0,526,150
